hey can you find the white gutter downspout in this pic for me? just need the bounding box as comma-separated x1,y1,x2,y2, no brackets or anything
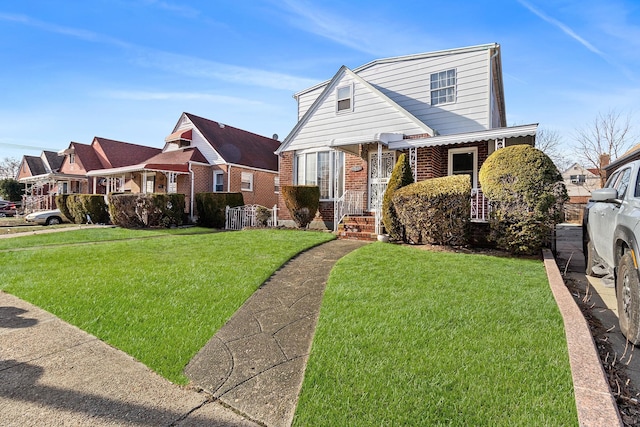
188,162,195,223
227,164,231,192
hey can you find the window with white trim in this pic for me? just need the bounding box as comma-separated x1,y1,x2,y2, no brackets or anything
241,172,253,191
295,150,344,200
168,172,178,193
336,85,353,112
274,176,280,193
214,171,224,192
69,153,76,164
430,69,456,105
448,147,477,189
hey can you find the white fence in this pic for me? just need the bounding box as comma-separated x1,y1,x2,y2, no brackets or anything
334,190,365,232
225,204,278,230
471,189,490,222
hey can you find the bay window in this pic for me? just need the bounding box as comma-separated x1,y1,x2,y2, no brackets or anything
296,150,345,199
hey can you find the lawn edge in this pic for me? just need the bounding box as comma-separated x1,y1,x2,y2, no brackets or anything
543,248,623,427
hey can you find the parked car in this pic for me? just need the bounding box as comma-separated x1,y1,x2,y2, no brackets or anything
25,209,68,225
584,159,640,344
0,200,17,217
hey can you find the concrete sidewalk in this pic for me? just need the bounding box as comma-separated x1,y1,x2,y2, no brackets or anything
0,291,258,426
0,238,366,426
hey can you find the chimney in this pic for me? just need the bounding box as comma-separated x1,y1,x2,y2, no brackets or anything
599,153,610,169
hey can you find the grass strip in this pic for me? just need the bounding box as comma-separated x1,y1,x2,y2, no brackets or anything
1,228,334,384
294,243,578,426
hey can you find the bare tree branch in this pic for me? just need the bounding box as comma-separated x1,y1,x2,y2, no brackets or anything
573,109,636,184
536,127,570,171
0,157,20,179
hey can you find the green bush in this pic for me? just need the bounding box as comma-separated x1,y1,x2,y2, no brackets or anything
108,193,186,228
382,153,414,241
55,194,72,222
56,194,109,224
479,144,568,255
0,178,23,202
393,175,471,246
281,185,320,229
195,192,244,228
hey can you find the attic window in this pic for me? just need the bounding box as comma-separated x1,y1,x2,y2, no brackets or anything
570,174,586,184
430,69,456,105
336,85,352,113
69,153,75,164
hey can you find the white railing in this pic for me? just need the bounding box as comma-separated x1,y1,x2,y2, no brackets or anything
22,195,55,214
471,189,490,222
334,190,365,231
225,204,278,230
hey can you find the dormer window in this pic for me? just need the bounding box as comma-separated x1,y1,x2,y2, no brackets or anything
69,153,75,164
430,69,456,105
336,85,353,113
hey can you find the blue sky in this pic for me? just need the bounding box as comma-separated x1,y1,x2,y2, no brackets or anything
1,0,639,162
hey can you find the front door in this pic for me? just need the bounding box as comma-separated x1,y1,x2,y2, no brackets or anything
368,150,395,210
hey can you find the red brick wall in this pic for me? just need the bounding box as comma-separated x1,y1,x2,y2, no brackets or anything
277,152,294,221
228,166,277,207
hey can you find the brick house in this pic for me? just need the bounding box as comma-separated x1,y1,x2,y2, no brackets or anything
275,43,537,235
88,112,281,220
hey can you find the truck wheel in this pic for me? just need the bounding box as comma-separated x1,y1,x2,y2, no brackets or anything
617,252,640,345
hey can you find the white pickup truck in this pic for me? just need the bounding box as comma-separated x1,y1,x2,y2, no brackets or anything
584,159,640,345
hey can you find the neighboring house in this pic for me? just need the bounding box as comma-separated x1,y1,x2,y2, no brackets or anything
88,112,281,219
17,150,66,212
561,163,601,204
275,43,537,234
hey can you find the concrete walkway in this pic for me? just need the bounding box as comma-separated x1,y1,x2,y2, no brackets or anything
184,239,367,427
0,238,366,426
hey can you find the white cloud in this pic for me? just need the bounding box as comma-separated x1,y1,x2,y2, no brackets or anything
100,90,266,105
273,0,435,57
0,11,316,92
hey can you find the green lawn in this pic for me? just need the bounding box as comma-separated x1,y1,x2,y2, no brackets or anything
0,227,334,384
294,243,578,426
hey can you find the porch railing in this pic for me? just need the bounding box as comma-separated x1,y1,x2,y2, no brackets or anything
225,204,278,230
22,195,56,214
334,190,365,232
471,189,490,222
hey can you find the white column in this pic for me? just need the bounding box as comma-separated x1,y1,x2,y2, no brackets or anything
375,143,382,235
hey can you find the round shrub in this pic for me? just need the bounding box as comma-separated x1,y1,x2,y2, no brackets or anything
382,153,414,240
393,174,471,245
281,185,320,229
479,144,567,255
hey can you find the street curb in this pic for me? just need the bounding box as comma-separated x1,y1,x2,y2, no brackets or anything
543,249,623,427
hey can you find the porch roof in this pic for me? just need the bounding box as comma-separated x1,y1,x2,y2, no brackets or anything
19,172,87,183
387,123,538,150
86,147,209,176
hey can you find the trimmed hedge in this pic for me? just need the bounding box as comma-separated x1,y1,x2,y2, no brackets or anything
108,193,186,228
55,194,109,224
281,185,320,229
195,192,244,228
479,144,567,255
382,153,414,240
393,175,471,246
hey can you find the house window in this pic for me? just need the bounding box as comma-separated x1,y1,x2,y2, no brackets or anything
448,147,477,189
430,69,456,105
274,176,280,193
336,85,353,113
168,173,178,193
69,153,76,164
295,150,345,200
570,174,586,185
145,175,155,193
241,172,253,191
214,171,224,192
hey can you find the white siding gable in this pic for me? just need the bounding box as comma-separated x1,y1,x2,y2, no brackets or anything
295,45,500,137
284,68,431,153
164,114,224,165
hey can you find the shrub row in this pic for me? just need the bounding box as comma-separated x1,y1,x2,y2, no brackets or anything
393,174,471,245
195,192,244,228
108,193,186,228
55,194,110,224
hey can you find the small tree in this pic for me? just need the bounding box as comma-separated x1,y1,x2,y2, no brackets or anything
479,144,567,255
382,153,414,240
0,178,23,201
281,185,320,229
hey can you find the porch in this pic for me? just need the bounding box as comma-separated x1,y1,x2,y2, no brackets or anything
334,189,490,241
